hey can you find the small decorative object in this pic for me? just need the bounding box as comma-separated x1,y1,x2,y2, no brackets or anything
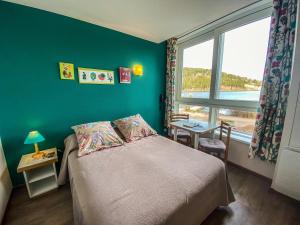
132,64,143,76
44,152,55,158
78,67,114,85
24,131,46,159
59,62,75,80
119,67,131,83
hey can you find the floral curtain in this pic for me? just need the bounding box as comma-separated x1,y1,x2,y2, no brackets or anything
249,0,298,162
165,38,177,127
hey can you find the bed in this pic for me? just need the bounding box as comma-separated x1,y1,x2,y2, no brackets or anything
58,134,234,225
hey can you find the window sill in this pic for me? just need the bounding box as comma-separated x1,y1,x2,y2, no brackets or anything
230,133,252,145
215,130,251,145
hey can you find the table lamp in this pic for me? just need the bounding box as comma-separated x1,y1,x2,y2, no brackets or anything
24,131,45,159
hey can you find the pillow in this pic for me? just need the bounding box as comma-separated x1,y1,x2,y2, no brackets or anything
113,114,157,142
72,121,124,157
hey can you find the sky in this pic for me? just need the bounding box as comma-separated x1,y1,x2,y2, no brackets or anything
183,17,271,81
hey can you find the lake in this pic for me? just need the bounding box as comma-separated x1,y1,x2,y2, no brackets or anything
181,90,260,101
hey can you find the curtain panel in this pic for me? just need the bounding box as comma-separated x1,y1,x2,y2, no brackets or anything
249,0,298,162
165,38,177,128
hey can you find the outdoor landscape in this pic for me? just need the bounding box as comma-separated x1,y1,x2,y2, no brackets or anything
180,67,261,135
182,67,262,92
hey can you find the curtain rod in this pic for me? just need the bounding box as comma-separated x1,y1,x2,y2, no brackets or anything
177,0,268,40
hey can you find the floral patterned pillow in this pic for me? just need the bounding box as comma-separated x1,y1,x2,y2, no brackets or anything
72,121,124,157
113,114,157,142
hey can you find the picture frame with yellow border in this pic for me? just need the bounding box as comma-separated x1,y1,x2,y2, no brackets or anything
59,62,75,80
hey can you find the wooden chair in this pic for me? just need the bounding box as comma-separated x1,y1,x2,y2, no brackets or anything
170,113,191,145
198,121,232,163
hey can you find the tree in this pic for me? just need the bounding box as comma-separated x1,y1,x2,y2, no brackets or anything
182,67,261,91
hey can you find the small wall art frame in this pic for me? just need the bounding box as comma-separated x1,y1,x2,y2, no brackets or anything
78,67,114,85
119,67,131,84
59,62,75,80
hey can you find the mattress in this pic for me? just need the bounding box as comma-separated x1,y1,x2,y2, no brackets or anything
58,134,234,225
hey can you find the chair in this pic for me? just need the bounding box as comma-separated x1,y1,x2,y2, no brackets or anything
170,113,191,145
198,121,231,163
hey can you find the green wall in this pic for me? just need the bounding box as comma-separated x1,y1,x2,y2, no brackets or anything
0,2,166,186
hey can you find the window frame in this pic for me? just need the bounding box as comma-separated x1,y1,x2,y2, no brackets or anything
175,3,272,141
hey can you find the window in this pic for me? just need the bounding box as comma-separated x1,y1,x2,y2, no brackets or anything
217,17,271,101
216,108,257,135
176,4,271,141
181,39,214,99
179,104,210,122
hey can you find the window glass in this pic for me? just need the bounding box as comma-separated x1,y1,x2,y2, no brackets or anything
216,108,256,135
181,39,214,99
217,17,271,101
177,13,271,138
179,104,210,122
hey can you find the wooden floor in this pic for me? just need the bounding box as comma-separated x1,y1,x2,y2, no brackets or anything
3,164,300,225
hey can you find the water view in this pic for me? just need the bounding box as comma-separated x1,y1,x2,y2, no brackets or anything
181,90,260,101
179,17,270,136
180,67,261,134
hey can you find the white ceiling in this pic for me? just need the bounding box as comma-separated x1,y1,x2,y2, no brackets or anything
5,0,260,43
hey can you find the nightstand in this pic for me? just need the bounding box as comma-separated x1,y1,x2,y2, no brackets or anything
17,148,58,198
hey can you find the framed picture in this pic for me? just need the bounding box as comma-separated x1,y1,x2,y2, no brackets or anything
59,62,75,80
78,67,114,85
119,67,131,84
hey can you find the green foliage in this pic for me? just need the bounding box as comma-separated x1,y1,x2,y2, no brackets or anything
182,67,262,91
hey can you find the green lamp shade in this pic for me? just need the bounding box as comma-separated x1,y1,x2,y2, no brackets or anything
24,131,45,144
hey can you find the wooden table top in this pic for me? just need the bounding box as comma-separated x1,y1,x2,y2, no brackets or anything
17,148,58,173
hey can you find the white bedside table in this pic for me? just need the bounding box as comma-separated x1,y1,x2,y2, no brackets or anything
17,148,58,198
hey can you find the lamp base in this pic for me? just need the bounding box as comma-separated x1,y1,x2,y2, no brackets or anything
32,151,45,159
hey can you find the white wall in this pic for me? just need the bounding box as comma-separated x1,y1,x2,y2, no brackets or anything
0,138,12,223
212,132,275,178
228,139,275,179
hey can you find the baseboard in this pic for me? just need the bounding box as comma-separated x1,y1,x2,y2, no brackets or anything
227,161,272,182
228,161,300,203
270,183,300,202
